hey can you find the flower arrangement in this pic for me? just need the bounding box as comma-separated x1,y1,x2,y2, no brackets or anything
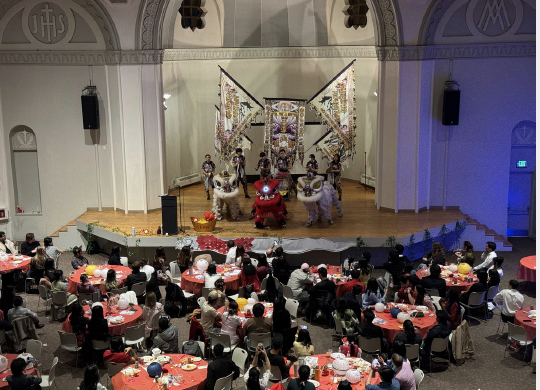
140,229,153,235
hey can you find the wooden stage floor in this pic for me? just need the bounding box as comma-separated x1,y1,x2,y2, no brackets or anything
77,182,465,239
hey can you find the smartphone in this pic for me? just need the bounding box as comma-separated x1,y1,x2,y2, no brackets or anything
301,325,308,330
273,240,278,246
257,342,264,351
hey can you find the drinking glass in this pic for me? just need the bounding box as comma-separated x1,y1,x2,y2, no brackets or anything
326,349,332,358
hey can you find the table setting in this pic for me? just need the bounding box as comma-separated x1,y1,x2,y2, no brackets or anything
0,253,31,274
67,265,131,295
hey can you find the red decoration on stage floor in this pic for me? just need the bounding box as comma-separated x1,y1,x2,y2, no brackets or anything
196,235,254,254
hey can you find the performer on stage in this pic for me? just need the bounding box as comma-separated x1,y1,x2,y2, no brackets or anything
232,148,250,198
201,154,216,200
327,153,342,201
305,154,318,177
255,152,271,180
274,149,295,196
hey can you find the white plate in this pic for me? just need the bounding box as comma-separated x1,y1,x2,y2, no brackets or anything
192,357,202,362
181,364,197,371
415,306,428,311
331,353,346,360
308,380,320,387
11,261,22,264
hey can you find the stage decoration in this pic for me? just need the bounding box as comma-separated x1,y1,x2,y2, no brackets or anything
296,175,343,227
175,236,199,251
195,236,254,254
140,228,153,235
308,61,356,166
251,178,287,229
212,171,243,221
190,216,217,233
217,67,263,166
263,98,306,165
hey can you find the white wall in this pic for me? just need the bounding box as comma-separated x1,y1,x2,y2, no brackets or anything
162,57,379,186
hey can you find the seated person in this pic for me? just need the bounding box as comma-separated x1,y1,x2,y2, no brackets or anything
103,335,137,364
244,303,272,341
420,264,447,297
241,259,261,293
6,357,41,390
108,246,122,266
488,269,500,288
204,263,222,288
141,292,162,337
213,278,227,308
268,335,294,381
104,269,118,292
366,365,399,390
459,268,488,304
39,258,56,288
287,263,314,299
395,244,411,264
71,246,89,270
287,365,314,390
69,303,89,335
342,284,364,320
256,254,271,282
77,274,101,301
396,276,417,303
342,269,366,294
308,267,336,299
87,305,110,341
493,279,524,323
272,297,291,336
153,316,179,353
245,347,272,390
50,270,77,306
357,309,387,351
20,233,39,257
445,288,461,329
362,278,386,308
140,257,155,282
8,295,44,328
489,257,504,277
390,353,416,390
394,319,422,345
125,261,147,292
412,285,436,312
420,310,452,356
201,291,222,334
382,250,405,292
293,328,315,357
333,298,359,334
220,300,242,345
205,344,240,390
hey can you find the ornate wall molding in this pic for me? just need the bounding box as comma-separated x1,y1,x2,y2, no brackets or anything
0,0,121,50
0,50,163,64
376,0,402,46
419,0,454,45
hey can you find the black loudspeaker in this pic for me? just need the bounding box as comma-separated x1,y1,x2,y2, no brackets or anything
442,90,460,126
81,95,99,129
160,195,178,235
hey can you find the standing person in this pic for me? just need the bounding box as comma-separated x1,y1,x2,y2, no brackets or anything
6,357,41,390
0,231,16,254
492,279,524,324
204,344,240,390
177,246,193,273
275,149,294,195
474,241,497,270
255,152,272,180
108,246,121,266
44,237,63,268
272,247,291,285
71,247,89,270
202,154,216,200
395,244,410,263
327,154,342,201
232,148,250,198
305,154,318,177
288,263,314,299
21,233,39,257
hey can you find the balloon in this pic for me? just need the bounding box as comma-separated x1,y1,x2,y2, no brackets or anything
332,358,349,375
117,298,129,310
457,263,471,275
196,258,209,272
85,265,98,276
247,298,256,305
397,312,411,324
244,304,253,313
93,269,102,278
0,356,7,372
448,264,458,273
345,369,362,384
147,362,162,378
375,303,385,313
236,298,248,311
390,308,402,318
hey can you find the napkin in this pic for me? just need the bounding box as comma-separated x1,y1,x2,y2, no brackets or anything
373,318,387,325
231,270,241,275
195,275,204,280
120,310,133,315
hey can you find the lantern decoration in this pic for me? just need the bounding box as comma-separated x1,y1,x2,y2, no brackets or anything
448,264,458,273
147,362,163,378
345,369,362,384
457,262,471,275
236,298,248,311
332,358,349,375
196,258,209,272
390,308,402,318
85,264,98,276
374,303,385,313
117,297,129,310
397,312,410,324
0,356,8,372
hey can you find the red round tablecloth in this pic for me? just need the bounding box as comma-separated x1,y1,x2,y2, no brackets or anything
517,256,536,282
372,304,437,342
67,265,131,295
112,354,208,390
416,268,477,293
514,305,536,341
0,255,31,275
61,302,142,336
0,354,37,389
181,267,241,296
288,354,381,389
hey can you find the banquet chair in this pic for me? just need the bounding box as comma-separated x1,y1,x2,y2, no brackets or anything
0,329,6,352
119,257,128,267
202,287,212,300
26,339,42,368
357,335,381,359
269,365,287,384
169,262,182,282
198,297,206,308
405,344,420,368
57,330,82,367
51,291,69,321
282,285,294,299
166,270,181,285
428,335,451,375
251,258,258,268
209,331,235,354
284,298,299,320
111,286,128,295
107,361,127,388
459,292,487,323
40,356,58,390
247,333,272,358
37,285,51,314
131,281,147,298
232,347,248,374
486,286,499,313
124,324,145,350
182,340,206,356
356,293,363,306
92,338,112,365
79,292,99,305
151,312,161,337
250,292,259,301
414,368,424,389
332,314,347,347
214,372,233,390
393,292,399,303
504,323,533,361
426,289,439,297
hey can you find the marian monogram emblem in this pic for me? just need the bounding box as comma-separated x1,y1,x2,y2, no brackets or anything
468,0,520,37
28,3,68,44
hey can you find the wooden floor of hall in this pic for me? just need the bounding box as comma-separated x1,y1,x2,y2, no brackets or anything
77,181,465,239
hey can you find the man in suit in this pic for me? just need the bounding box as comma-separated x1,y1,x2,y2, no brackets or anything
358,309,387,352
421,310,452,355
204,343,240,390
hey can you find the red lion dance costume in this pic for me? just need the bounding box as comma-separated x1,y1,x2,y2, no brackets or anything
251,178,287,229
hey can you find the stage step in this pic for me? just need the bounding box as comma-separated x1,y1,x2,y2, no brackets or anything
463,215,512,251
48,218,86,249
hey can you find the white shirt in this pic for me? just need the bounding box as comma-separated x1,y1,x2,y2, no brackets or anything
488,265,504,277
225,247,237,265
204,274,222,288
474,251,497,270
493,288,524,316
243,369,272,389
287,269,314,298
141,265,154,281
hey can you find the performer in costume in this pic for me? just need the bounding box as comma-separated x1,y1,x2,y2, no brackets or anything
327,153,342,201
255,152,271,180
274,149,295,197
305,154,318,177
297,175,343,227
232,148,250,198
251,177,287,229
201,154,216,200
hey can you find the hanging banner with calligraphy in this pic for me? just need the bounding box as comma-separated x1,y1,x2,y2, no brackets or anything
313,130,350,168
307,61,356,164
217,66,263,165
263,98,306,166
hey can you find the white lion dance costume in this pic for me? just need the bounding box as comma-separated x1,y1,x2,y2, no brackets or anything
212,171,243,221
296,175,343,227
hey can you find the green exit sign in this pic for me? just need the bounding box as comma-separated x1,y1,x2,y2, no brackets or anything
517,160,527,168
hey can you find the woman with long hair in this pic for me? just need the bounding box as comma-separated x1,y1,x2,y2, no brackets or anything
142,291,162,337
104,269,117,292
244,345,272,390
70,302,89,335
333,298,359,334
445,288,461,329
241,259,260,292
40,258,56,288
272,297,291,335
235,245,248,267
287,365,315,390
108,246,121,266
394,320,422,345
413,285,436,311
77,273,97,295
28,246,47,281
422,241,446,267
256,254,270,282
293,328,315,357
358,259,372,285
51,269,77,306
362,278,386,307
177,246,193,273
204,263,222,288
44,236,63,269
264,269,278,303
88,305,109,342
78,364,106,390
220,300,242,345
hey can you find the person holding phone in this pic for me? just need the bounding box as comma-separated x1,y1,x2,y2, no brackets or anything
245,344,272,390
6,357,42,390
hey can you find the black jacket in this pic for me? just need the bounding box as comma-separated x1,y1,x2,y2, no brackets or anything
309,279,336,298
146,271,162,301
421,275,447,297
422,323,452,354
272,308,292,336
125,272,147,291
394,331,423,346
358,323,384,341
459,281,488,304
204,356,240,390
108,254,121,266
383,260,406,287
21,241,40,257
342,292,363,320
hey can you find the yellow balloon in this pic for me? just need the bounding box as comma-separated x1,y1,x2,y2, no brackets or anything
236,298,248,311
457,263,471,275
85,264,98,276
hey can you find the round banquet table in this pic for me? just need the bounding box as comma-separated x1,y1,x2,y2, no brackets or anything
112,354,208,390
514,305,536,341
0,255,31,275
288,354,381,389
416,267,477,293
373,304,437,342
181,266,241,296
216,302,273,339
517,256,536,282
62,302,143,336
0,354,37,389
309,265,349,297
67,265,131,295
